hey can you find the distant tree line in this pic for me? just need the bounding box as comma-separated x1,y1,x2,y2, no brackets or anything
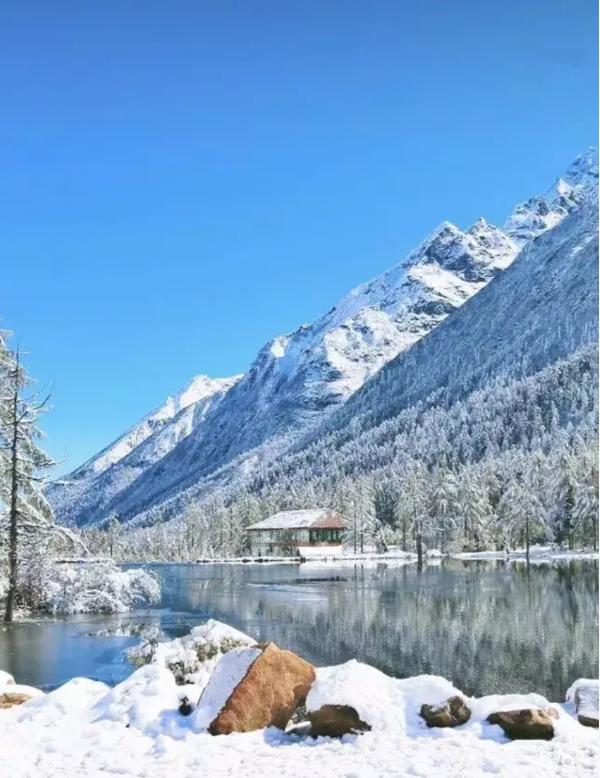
91,346,598,561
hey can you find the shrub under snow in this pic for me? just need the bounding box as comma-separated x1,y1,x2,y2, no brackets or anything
31,562,160,615
126,619,254,687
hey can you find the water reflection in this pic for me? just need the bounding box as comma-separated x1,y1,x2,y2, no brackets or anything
0,559,597,698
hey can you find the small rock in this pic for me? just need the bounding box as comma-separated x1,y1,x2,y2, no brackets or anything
420,695,471,728
178,696,193,716
487,707,558,740
0,692,34,709
308,704,371,737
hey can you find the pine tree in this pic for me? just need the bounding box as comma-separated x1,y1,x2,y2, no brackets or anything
0,345,86,621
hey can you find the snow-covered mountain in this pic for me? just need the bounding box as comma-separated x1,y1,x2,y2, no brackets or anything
49,149,598,527
238,177,599,516
504,147,597,243
47,374,241,526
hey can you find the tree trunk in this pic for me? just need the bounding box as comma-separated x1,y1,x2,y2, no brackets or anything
4,365,20,623
416,531,423,571
525,515,530,566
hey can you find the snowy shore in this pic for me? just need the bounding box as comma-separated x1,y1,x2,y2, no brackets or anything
107,544,599,566
0,620,597,778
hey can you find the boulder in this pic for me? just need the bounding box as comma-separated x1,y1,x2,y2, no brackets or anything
568,679,599,728
487,707,558,740
196,642,315,735
308,704,371,737
420,695,471,728
0,691,34,709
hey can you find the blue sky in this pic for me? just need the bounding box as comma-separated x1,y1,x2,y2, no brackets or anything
1,0,597,475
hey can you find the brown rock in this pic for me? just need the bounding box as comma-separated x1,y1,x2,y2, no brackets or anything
0,692,34,709
308,704,371,737
487,707,558,740
420,696,471,728
207,642,315,735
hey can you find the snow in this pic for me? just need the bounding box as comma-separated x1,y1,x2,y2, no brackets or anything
192,646,262,732
92,665,181,733
565,679,599,722
0,670,15,690
1,683,45,699
247,509,343,531
505,148,597,245
452,546,599,562
0,653,597,778
566,679,599,705
307,661,463,733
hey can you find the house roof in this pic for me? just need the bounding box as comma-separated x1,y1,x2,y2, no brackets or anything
246,509,345,531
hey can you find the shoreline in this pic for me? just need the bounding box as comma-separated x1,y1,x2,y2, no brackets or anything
0,620,598,778
55,547,599,566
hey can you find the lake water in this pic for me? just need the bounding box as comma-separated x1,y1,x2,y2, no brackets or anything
0,559,597,699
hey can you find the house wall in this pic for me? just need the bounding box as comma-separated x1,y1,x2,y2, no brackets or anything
249,527,344,557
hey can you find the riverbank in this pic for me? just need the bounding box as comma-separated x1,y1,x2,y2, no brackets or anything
88,544,598,566
0,620,597,778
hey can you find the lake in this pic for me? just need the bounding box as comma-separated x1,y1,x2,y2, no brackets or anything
0,558,597,699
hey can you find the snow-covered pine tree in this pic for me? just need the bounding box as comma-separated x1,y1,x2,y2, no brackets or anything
495,468,550,562
430,469,460,553
394,461,431,567
0,344,86,621
457,468,492,551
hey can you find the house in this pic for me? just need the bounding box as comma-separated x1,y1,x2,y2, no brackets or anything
246,509,346,557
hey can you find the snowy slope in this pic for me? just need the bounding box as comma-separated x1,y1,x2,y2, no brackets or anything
49,150,598,527
505,147,598,243
285,180,600,467
48,374,241,526
84,218,519,526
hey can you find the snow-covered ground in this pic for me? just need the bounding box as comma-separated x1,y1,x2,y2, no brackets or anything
190,544,597,565
0,621,597,778
451,545,599,562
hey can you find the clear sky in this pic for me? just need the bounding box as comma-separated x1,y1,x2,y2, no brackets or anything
1,0,597,475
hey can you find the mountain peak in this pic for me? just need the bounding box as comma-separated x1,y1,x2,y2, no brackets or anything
170,374,242,414
562,147,598,189
505,148,597,244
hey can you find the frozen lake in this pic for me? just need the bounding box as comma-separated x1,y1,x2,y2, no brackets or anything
0,558,597,698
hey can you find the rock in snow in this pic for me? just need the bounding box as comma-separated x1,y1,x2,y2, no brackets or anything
307,704,371,737
566,678,599,728
487,707,559,741
0,685,44,709
420,695,471,728
194,642,316,735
